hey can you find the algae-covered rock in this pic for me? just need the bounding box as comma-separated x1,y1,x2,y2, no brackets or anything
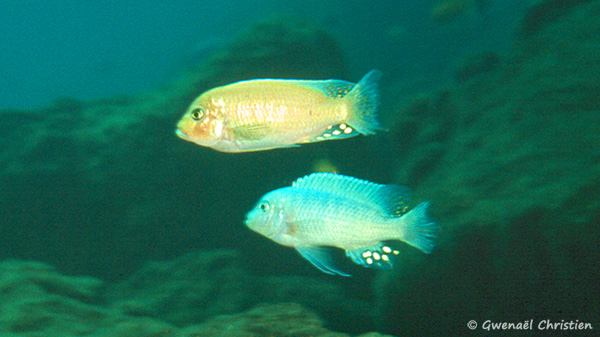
106,250,374,332
0,258,391,336
0,15,380,336
517,0,592,37
180,302,395,337
0,260,108,336
375,0,600,335
0,15,348,283
91,317,179,337
181,302,339,337
262,276,374,332
107,250,256,325
213,16,348,81
0,259,103,301
454,52,500,82
0,15,347,179
0,259,182,336
164,15,349,122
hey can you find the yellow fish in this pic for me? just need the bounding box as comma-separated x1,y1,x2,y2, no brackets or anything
175,70,382,152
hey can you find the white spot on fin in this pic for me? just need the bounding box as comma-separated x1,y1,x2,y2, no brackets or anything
345,243,395,270
311,124,358,143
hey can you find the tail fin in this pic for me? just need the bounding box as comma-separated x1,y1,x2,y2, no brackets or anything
395,202,437,253
345,69,382,135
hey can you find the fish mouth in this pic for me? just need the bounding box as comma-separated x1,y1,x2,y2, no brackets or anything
175,129,192,141
175,128,222,147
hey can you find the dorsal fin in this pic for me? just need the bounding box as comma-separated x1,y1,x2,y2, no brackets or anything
289,80,355,99
292,173,410,216
322,81,355,98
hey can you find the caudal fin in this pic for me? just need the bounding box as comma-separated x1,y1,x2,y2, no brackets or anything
395,201,437,253
345,69,382,135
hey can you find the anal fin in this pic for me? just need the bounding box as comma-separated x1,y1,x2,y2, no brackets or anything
310,123,359,143
345,243,399,270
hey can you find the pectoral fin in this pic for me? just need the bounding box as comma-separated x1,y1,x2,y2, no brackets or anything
231,124,270,140
296,247,350,276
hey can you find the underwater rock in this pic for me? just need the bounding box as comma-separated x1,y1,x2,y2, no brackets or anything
261,276,374,332
0,259,103,301
0,15,348,283
0,258,389,336
180,302,394,337
376,0,600,335
167,15,348,116
454,52,500,82
0,259,108,335
106,249,375,332
210,16,348,82
91,317,179,337
106,250,256,325
517,0,591,38
180,302,339,337
388,0,600,230
0,15,347,178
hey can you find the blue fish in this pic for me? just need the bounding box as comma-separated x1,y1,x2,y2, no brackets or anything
245,173,437,276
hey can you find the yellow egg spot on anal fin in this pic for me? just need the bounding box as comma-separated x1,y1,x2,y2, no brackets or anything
345,244,395,270
310,124,358,143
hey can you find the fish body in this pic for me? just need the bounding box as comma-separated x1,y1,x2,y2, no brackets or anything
245,173,437,276
176,70,381,152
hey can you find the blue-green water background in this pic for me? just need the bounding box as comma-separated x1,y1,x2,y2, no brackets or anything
2,1,599,336
1,0,530,110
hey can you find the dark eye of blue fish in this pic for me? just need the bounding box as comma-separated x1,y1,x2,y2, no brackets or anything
191,107,204,120
258,201,270,212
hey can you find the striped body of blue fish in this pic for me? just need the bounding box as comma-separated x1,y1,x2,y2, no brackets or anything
245,173,437,276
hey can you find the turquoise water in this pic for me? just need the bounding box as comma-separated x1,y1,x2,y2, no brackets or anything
0,0,530,110
1,1,598,336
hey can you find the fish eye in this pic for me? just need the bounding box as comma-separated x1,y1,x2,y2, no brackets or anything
258,201,270,212
190,107,204,121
